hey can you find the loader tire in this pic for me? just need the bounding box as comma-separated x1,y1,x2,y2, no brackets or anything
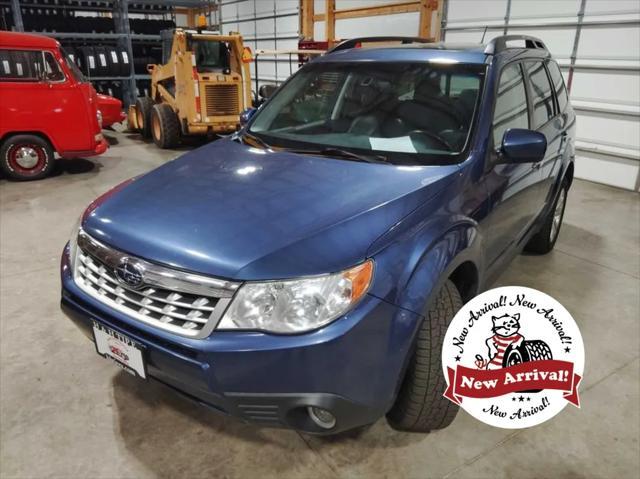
150,103,180,149
135,96,154,138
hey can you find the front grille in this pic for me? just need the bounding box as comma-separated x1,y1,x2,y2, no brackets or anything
204,84,239,117
73,230,239,338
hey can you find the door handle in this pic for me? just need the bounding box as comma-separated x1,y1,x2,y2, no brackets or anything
531,162,542,170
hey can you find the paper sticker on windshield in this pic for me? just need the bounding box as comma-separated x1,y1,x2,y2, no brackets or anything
369,136,417,153
442,286,584,428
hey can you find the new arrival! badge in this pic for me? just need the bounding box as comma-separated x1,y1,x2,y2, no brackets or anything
442,286,584,428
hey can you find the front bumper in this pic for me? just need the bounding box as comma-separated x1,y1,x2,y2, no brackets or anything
60,137,109,159
60,248,421,434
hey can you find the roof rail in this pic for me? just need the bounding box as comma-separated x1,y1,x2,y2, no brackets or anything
328,36,431,53
484,35,548,55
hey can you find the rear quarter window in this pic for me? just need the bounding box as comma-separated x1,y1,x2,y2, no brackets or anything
546,60,569,113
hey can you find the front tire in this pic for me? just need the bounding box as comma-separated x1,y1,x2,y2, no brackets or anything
387,280,462,432
525,180,568,254
150,103,180,149
0,134,55,181
135,96,154,138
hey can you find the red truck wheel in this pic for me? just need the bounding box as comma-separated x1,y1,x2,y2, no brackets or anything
0,134,55,181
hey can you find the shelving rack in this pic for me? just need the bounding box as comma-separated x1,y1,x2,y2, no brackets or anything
4,0,220,106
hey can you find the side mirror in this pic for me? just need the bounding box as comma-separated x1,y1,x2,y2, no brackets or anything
501,128,547,163
239,107,257,126
258,84,277,99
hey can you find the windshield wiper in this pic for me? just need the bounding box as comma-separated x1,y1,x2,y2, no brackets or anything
292,147,388,164
236,134,388,163
238,131,272,150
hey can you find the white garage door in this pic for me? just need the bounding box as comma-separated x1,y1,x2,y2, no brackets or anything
220,0,300,95
443,0,640,191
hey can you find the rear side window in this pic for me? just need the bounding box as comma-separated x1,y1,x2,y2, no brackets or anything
0,50,64,82
492,63,529,147
525,61,556,128
0,49,42,80
546,60,568,113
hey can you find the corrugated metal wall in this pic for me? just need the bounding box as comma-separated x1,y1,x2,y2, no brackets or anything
444,0,640,191
219,0,299,93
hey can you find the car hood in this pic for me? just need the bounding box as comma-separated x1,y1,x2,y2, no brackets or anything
83,139,458,280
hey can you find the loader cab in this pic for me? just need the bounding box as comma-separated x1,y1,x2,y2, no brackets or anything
190,38,231,74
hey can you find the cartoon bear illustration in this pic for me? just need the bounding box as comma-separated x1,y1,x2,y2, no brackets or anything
475,313,524,370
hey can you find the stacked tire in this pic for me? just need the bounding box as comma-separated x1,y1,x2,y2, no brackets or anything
72,45,130,78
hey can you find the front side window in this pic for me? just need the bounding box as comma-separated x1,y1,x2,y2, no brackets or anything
492,63,529,147
42,52,65,82
249,62,484,165
61,47,86,83
525,61,556,128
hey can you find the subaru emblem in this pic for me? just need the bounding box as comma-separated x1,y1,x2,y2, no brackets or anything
115,258,144,289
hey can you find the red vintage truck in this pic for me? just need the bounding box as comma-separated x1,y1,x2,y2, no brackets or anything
0,31,114,180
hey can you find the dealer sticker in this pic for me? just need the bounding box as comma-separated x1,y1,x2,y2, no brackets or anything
442,286,584,429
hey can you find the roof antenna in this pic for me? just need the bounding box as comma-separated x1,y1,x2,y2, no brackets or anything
480,26,488,43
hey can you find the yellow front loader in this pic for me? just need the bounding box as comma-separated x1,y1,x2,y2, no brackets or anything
128,27,252,149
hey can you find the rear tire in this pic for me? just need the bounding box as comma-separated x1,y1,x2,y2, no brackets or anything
0,134,55,181
150,103,180,149
135,96,154,138
387,280,462,432
525,180,568,254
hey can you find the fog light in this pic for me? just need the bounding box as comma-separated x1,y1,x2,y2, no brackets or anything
307,406,336,430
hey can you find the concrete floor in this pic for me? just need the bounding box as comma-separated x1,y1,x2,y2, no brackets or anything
1,131,638,479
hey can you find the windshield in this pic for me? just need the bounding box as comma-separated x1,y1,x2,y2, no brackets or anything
61,48,86,83
192,40,230,73
249,62,484,164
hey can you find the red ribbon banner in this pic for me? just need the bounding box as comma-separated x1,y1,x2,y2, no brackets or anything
444,360,581,407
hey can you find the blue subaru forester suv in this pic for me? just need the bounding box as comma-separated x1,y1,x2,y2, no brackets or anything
61,35,575,434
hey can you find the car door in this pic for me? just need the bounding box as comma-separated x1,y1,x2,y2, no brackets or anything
522,60,564,213
484,62,544,267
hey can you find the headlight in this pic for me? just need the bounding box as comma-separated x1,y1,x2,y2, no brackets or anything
96,110,103,128
217,260,374,333
68,214,82,270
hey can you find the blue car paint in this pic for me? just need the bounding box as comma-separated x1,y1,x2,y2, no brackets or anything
61,41,575,433
82,139,460,280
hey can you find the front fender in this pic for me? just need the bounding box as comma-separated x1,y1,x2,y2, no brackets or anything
369,218,483,316
366,169,486,314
